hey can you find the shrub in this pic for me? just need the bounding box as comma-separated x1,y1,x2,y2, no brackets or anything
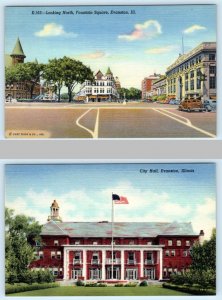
163,282,216,296
115,283,124,287
85,282,98,287
157,94,166,101
5,282,59,294
76,280,85,286
97,283,107,287
124,282,138,287
151,96,158,101
140,280,148,286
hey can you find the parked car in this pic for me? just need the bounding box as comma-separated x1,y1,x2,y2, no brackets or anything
169,99,180,105
178,99,204,112
203,99,216,112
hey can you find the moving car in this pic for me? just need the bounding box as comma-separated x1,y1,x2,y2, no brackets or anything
203,99,216,112
178,99,204,112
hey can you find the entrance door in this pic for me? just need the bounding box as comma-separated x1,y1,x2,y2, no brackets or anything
126,269,137,280
72,269,82,280
144,268,155,280
107,267,120,279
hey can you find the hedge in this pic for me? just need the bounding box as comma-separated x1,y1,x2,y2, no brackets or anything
5,282,59,294
163,282,216,295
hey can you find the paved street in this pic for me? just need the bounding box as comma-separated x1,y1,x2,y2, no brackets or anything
5,102,216,138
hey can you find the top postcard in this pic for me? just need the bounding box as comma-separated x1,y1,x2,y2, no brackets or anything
4,5,217,139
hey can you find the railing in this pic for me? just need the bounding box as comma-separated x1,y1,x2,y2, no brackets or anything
106,258,121,264
73,259,82,265
91,259,100,264
127,259,136,265
144,259,154,265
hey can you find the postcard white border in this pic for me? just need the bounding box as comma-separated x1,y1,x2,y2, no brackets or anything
0,0,221,140
0,158,221,300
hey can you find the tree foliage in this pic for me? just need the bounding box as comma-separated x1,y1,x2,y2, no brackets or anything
61,56,94,102
5,208,43,284
43,58,64,102
170,228,216,289
190,228,216,272
118,87,141,100
5,62,44,99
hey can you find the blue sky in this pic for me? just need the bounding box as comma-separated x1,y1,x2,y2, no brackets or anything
5,5,216,88
5,163,216,239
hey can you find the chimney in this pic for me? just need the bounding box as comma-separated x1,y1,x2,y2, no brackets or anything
199,229,204,245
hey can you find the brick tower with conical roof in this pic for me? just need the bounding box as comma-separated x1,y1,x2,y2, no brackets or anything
47,200,62,222
10,37,26,65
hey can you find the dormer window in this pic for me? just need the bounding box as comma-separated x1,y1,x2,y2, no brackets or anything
177,240,181,246
168,240,173,246
129,240,134,245
186,240,190,246
93,241,98,245
75,240,80,245
147,241,152,245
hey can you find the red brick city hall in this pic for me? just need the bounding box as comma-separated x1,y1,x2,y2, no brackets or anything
31,200,204,281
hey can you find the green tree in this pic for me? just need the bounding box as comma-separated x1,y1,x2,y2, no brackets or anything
5,208,42,284
190,228,216,272
61,56,94,102
5,62,44,99
170,228,216,289
43,58,64,102
118,87,142,100
128,87,142,99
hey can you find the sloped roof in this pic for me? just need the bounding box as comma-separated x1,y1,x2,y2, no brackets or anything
11,38,26,57
41,221,197,238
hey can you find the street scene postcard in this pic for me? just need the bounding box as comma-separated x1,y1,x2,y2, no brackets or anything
4,5,217,139
5,163,216,296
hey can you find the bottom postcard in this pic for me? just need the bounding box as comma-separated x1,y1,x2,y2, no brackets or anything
5,163,216,296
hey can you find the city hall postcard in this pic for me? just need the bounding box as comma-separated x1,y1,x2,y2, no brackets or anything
5,163,216,296
4,5,216,138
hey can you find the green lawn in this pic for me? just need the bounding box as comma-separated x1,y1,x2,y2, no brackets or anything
8,286,192,296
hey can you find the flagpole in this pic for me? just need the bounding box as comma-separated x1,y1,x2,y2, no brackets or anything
111,193,114,280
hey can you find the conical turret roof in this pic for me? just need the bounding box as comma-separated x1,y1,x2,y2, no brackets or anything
106,67,113,75
11,38,26,57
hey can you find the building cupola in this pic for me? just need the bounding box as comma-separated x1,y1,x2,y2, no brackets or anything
47,199,62,222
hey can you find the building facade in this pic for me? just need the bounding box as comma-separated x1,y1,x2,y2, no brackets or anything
166,42,216,101
141,74,161,100
31,200,203,281
5,38,41,100
75,68,120,102
152,76,167,97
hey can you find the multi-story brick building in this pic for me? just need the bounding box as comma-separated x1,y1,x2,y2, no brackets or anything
141,74,161,100
166,42,216,101
31,200,203,282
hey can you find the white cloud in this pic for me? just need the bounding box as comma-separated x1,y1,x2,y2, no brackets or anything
118,20,162,41
78,51,107,60
5,186,216,241
35,23,77,38
145,45,176,54
183,25,206,34
192,197,216,240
